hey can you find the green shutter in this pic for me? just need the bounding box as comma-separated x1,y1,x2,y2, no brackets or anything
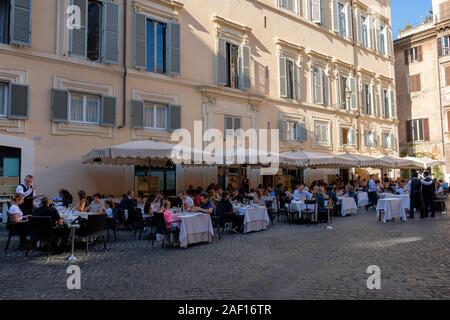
8,83,28,119
51,88,69,122
131,100,144,128
101,96,116,127
134,13,146,70
102,1,119,64
167,22,181,75
168,104,181,131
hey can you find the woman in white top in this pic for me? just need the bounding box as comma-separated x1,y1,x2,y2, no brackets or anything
8,194,29,247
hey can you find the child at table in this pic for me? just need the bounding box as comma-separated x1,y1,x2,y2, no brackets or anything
162,199,181,231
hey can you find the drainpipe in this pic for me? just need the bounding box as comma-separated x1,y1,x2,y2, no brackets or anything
436,33,446,161
119,0,128,129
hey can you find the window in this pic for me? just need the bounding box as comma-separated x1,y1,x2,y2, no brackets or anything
217,39,250,90
407,119,430,142
314,121,329,145
143,102,168,130
379,26,386,55
445,66,450,87
309,0,323,24
381,89,390,118
364,130,376,147
440,36,450,56
69,93,100,124
340,126,355,146
339,76,348,109
147,19,167,74
312,66,328,106
286,121,306,141
0,82,7,117
0,0,9,44
409,74,422,93
404,46,423,65
381,132,395,149
225,115,242,136
87,1,102,62
338,2,346,37
360,15,368,47
280,57,299,99
278,0,298,13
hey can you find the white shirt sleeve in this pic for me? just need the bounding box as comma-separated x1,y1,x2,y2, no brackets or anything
16,185,33,197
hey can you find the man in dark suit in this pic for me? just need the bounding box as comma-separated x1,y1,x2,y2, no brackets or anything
421,171,435,218
408,172,423,219
58,188,73,208
119,190,139,228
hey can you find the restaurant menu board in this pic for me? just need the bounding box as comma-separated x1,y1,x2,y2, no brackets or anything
135,176,160,195
0,176,19,196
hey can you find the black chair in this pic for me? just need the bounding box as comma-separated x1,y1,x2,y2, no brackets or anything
151,212,180,248
4,212,28,252
25,216,57,259
75,214,107,254
105,217,118,242
133,211,156,240
303,200,317,226
278,196,291,224
265,200,277,226
211,208,223,240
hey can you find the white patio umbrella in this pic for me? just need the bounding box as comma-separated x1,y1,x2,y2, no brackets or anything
377,155,422,169
404,156,446,169
280,151,358,168
337,153,389,168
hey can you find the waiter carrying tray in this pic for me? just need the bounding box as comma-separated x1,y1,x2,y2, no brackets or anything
16,175,36,216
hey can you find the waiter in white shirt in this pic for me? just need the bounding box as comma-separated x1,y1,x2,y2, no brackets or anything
16,175,35,216
365,175,378,210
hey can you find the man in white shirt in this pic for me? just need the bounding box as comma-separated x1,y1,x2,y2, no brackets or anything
366,175,378,211
178,192,194,210
293,184,312,202
16,175,35,216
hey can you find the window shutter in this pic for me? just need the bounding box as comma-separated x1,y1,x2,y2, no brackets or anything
8,83,28,119
423,118,430,141
293,63,300,100
70,0,87,57
349,77,357,110
346,4,353,39
351,128,356,146
404,49,409,65
357,12,363,44
102,1,119,64
320,0,326,26
380,90,385,117
386,28,392,56
167,22,181,75
168,104,181,131
390,90,397,119
366,16,372,48
217,39,227,86
445,66,450,87
406,121,412,143
310,0,321,23
9,0,32,46
51,89,69,122
279,120,288,141
298,123,307,142
360,84,366,113
417,45,423,61
447,111,450,132
134,13,146,70
438,38,443,57
131,100,144,128
101,96,116,127
370,85,375,115
239,44,251,90
333,0,339,32
339,127,343,146
279,57,287,98
322,70,328,107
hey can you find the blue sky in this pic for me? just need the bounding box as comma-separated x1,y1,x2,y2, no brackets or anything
392,0,432,39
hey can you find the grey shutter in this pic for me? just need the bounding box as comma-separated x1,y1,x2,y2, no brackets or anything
293,63,299,100
333,0,339,32
390,90,397,119
310,0,321,23
134,13,146,70
167,22,181,75
360,84,366,113
168,104,181,131
370,85,375,115
351,128,356,146
322,70,328,107
51,89,69,122
101,96,116,127
320,0,326,26
279,120,288,141
386,28,392,56
8,83,28,119
349,77,357,110
70,0,87,57
279,57,287,98
217,39,227,86
380,90,386,117
357,12,363,44
346,4,353,39
102,1,119,64
298,123,308,142
438,38,443,57
131,100,144,128
239,44,250,90
10,0,32,46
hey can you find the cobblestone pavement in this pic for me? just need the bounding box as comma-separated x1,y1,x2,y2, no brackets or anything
1,208,450,300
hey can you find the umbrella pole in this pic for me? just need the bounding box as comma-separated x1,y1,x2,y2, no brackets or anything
148,158,152,197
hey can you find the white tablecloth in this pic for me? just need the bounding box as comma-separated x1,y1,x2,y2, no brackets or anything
59,212,92,224
235,206,270,233
357,192,369,207
380,194,410,210
177,213,214,248
376,198,407,223
337,197,358,216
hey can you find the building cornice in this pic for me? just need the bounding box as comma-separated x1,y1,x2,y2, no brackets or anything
394,27,437,50
197,85,265,105
212,15,252,34
275,38,305,54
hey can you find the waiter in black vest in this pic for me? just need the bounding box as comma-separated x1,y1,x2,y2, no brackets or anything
421,171,435,218
408,172,423,219
15,175,35,216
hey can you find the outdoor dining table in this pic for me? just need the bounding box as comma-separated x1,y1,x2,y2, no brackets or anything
356,192,369,208
174,212,214,248
376,198,407,223
380,193,410,210
289,200,317,221
234,205,270,233
337,197,358,216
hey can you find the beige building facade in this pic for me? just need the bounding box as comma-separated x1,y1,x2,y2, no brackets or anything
394,0,450,180
0,0,397,198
